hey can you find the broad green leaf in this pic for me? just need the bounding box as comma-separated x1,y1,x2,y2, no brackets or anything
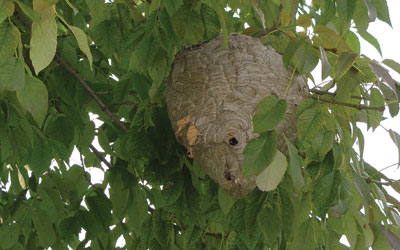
149,0,160,14
283,36,306,68
59,216,81,242
353,0,369,33
0,0,14,23
16,75,48,127
91,20,120,56
242,131,277,178
336,69,360,101
183,225,202,249
153,209,173,247
30,0,57,74
160,175,184,207
345,31,360,54
127,186,149,232
296,42,319,74
173,7,205,45
253,96,287,133
201,3,221,40
389,129,400,167
109,167,131,219
367,88,385,129
256,151,288,192
210,1,228,48
337,0,356,20
284,136,305,194
86,191,113,229
319,46,332,80
383,59,400,75
257,207,282,247
359,31,382,56
78,121,95,147
371,0,391,26
352,173,371,205
47,116,75,149
0,57,25,91
291,219,318,250
69,25,93,68
163,0,183,16
218,187,236,214
0,21,19,66
335,52,358,79
0,223,20,249
353,212,374,247
130,34,159,72
370,224,393,250
30,137,52,176
32,208,57,247
297,108,329,140
313,171,340,216
379,81,399,117
312,127,335,158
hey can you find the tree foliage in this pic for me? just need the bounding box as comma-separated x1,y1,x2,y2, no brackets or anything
1,0,400,249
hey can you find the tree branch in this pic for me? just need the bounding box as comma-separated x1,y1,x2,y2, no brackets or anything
311,96,385,111
310,89,390,101
108,101,159,107
54,56,129,131
89,144,113,168
94,90,137,95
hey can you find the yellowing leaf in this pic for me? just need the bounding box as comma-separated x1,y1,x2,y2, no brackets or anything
16,75,48,127
297,14,311,28
335,52,358,79
314,25,350,53
176,115,190,136
69,25,93,68
30,0,57,74
256,151,288,192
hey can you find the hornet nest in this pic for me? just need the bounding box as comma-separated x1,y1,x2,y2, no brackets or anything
166,34,308,198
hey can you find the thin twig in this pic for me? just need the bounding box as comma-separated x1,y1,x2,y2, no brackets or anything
89,144,113,168
365,178,391,186
312,96,385,111
79,150,100,189
55,56,129,131
94,90,137,95
310,89,390,101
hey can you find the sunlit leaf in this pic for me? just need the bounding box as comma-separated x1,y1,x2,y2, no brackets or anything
360,31,382,56
16,75,48,127
30,0,57,74
335,52,358,79
242,131,277,178
371,0,391,26
255,151,288,192
253,96,287,133
69,25,93,68
314,25,350,53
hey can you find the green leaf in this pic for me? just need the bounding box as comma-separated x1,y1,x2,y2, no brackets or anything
257,207,282,247
30,0,57,74
352,173,370,205
78,121,95,148
16,75,48,127
32,208,57,247
297,108,329,141
210,1,228,48
359,31,382,56
130,34,159,72
183,225,202,249
335,69,360,102
311,127,335,159
353,0,369,33
0,21,19,66
379,81,399,117
283,36,306,68
296,42,319,74
255,151,288,192
201,3,221,40
314,25,350,53
313,171,340,216
30,136,52,177
163,0,183,16
345,31,360,54
284,135,305,193
242,131,277,178
59,216,81,242
85,191,113,229
319,46,332,80
389,129,400,167
69,25,93,68
218,187,236,214
383,59,400,75
0,0,14,24
253,96,287,133
335,52,358,79
291,219,318,250
91,19,120,56
160,175,184,207
47,116,75,149
367,88,385,129
0,57,25,91
0,223,20,249
371,0,391,26
153,209,173,247
173,7,205,44
369,61,397,93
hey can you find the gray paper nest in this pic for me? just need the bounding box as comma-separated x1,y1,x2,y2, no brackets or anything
166,34,308,198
